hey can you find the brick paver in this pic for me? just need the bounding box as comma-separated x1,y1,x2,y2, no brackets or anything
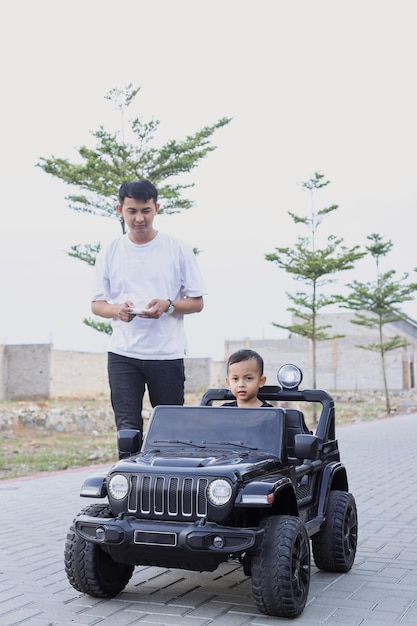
1,412,417,625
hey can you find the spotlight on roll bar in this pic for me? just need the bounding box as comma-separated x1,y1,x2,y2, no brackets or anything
277,364,303,390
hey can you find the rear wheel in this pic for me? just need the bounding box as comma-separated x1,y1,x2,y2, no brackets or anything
312,490,358,572
251,515,310,618
64,503,134,597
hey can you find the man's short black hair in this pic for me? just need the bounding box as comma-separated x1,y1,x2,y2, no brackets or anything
118,179,158,204
227,349,265,375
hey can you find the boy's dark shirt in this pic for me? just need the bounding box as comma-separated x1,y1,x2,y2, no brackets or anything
222,400,273,407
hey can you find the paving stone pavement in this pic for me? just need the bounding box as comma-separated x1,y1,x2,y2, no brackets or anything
1,411,417,625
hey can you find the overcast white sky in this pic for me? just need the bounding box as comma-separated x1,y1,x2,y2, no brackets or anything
1,0,416,360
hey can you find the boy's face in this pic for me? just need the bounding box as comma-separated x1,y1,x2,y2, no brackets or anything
226,358,266,405
117,197,160,244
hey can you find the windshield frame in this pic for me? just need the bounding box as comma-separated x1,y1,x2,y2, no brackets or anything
143,406,285,456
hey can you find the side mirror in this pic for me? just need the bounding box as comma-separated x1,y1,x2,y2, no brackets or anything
294,433,319,460
118,429,142,457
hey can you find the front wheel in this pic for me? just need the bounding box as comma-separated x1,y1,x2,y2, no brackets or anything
312,490,358,572
251,515,311,618
64,503,134,598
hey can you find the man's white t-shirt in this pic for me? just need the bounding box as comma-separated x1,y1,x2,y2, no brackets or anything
92,231,206,359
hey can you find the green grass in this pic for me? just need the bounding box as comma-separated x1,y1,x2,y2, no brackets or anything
0,428,117,480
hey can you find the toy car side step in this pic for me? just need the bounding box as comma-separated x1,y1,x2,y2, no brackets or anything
305,515,325,536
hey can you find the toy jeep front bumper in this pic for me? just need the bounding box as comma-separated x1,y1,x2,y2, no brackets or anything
75,514,264,570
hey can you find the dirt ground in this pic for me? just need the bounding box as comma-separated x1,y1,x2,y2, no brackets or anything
1,389,417,480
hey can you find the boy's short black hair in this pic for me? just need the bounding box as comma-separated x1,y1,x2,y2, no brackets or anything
118,179,158,204
227,349,265,375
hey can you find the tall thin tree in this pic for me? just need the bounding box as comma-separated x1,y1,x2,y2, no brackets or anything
37,84,231,333
265,172,365,416
343,233,417,413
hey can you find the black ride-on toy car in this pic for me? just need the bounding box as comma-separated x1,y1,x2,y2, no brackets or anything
65,364,358,619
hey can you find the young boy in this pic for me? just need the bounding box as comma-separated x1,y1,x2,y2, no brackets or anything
223,349,273,408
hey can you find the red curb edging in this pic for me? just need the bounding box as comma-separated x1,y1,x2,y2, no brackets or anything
0,462,113,484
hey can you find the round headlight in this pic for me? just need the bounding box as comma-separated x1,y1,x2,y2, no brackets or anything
277,364,303,389
108,474,129,500
207,479,232,506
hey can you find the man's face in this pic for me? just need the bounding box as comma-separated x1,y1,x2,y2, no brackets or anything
117,197,160,243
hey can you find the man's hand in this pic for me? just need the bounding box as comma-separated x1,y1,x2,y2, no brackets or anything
119,301,136,322
135,299,168,319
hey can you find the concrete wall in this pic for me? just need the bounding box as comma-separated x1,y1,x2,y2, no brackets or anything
0,344,5,399
50,350,109,398
50,351,212,398
1,344,51,400
184,358,212,395
226,312,417,391
226,335,414,391
1,312,416,399
0,344,212,400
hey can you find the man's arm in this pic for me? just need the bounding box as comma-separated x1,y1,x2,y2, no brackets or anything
168,296,204,314
91,300,135,322
92,296,204,321
136,296,204,319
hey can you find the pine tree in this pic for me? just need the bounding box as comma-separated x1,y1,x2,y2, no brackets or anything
343,233,417,413
37,84,231,333
265,172,365,417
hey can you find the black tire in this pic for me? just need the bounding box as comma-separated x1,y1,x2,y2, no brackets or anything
312,490,358,572
64,503,134,598
251,515,310,618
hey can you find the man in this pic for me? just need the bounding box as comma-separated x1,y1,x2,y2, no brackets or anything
91,179,206,449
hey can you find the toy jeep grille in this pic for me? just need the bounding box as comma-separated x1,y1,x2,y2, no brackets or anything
128,474,209,519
